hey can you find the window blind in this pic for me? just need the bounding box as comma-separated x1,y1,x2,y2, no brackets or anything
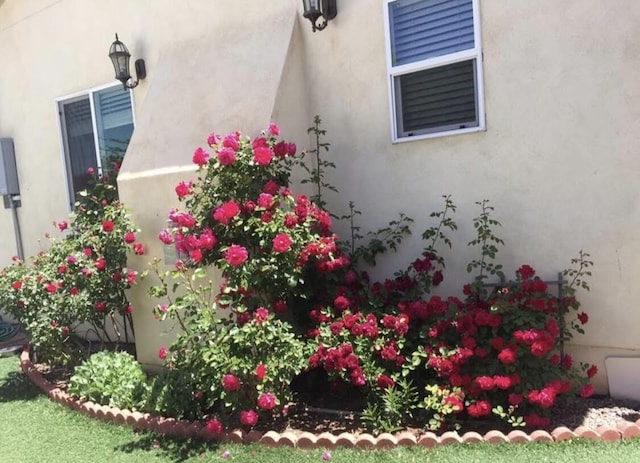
390,0,475,66
93,86,133,130
396,59,477,135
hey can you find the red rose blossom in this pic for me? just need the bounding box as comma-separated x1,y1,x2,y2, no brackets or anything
239,410,258,427
58,221,68,231
333,296,350,312
475,376,495,391
498,347,517,364
124,232,136,244
467,400,491,418
517,264,536,280
587,364,598,378
257,392,277,410
133,243,144,255
102,220,115,232
376,374,395,390
222,374,241,391
577,312,589,325
206,418,223,435
444,395,464,413
12,281,22,290
158,346,167,360
213,201,241,225
255,363,267,381
580,384,594,398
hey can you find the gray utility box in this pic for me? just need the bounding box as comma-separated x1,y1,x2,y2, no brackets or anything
0,138,19,196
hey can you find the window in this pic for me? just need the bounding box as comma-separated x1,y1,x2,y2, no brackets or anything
384,0,484,141
57,84,135,206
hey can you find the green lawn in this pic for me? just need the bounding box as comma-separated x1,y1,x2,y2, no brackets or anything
1,353,640,463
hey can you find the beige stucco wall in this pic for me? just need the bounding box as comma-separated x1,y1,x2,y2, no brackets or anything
1,0,639,392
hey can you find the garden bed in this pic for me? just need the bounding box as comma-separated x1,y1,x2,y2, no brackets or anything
24,347,640,447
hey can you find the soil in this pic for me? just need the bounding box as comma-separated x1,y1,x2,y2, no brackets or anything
34,362,640,436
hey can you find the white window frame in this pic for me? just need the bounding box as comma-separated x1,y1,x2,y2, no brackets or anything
383,0,485,143
55,82,136,209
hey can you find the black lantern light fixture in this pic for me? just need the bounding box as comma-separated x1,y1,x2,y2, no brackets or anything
108,34,146,90
302,0,337,32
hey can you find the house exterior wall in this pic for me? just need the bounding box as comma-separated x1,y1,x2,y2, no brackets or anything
1,0,639,392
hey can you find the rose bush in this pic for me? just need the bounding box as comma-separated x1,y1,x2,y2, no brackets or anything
0,165,143,365
145,121,595,434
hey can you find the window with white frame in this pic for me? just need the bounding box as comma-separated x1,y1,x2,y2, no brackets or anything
58,84,135,206
384,0,484,141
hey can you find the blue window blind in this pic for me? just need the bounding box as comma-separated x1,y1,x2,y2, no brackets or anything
93,87,134,170
390,0,475,66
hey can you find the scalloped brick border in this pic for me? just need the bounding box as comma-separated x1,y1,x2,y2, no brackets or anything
18,346,640,449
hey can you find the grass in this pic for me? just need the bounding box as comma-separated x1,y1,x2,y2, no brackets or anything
1,354,640,463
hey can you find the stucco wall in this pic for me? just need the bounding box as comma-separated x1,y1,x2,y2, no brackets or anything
1,0,639,392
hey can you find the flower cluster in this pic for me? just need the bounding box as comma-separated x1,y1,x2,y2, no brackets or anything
156,124,348,323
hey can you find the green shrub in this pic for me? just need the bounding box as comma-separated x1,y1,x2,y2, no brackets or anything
68,351,148,410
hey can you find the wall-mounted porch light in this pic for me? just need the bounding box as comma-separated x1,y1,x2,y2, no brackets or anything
302,0,337,32
108,34,146,90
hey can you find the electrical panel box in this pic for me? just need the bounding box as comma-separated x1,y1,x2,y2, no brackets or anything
0,138,20,196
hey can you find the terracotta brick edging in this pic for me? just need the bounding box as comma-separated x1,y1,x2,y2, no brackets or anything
18,346,640,449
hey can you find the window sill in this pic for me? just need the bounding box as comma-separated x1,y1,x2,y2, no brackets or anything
392,125,486,144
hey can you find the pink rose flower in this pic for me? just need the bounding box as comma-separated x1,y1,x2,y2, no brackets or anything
254,307,270,324
175,181,192,199
257,193,273,209
222,135,239,151
268,122,280,136
272,233,292,253
217,148,236,166
58,221,68,231
124,232,136,244
158,229,174,244
207,132,221,146
158,346,167,360
192,147,210,166
225,245,248,266
253,146,273,166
